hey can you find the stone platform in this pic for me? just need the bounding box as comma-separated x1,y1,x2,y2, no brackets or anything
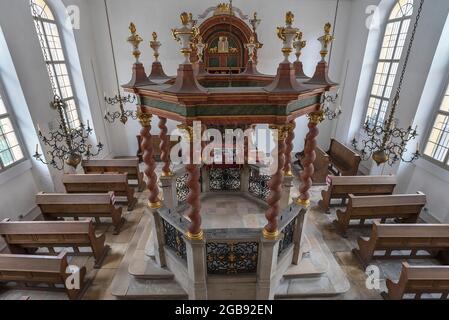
110,203,350,300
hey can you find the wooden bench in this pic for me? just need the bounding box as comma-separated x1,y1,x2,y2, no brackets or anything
82,158,145,192
353,222,449,268
335,192,426,236
0,251,86,300
327,138,361,176
319,175,397,212
36,192,125,234
62,174,137,211
0,219,109,268
383,262,449,300
295,147,330,185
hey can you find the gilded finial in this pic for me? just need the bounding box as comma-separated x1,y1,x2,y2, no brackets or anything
286,11,294,25
150,31,161,62
318,22,334,60
152,32,157,41
180,12,190,26
127,22,143,63
129,22,136,34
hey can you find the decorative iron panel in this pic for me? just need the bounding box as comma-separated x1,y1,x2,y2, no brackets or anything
248,169,271,201
209,168,241,191
176,173,189,203
162,219,187,262
278,218,296,257
206,242,259,274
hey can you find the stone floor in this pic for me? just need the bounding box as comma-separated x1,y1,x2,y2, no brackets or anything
0,165,438,300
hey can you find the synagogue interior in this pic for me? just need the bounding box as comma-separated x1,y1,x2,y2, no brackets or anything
1,0,449,302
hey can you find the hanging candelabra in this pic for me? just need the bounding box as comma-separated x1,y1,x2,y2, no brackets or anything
103,3,137,125
321,91,341,121
352,0,424,166
104,93,137,124
34,95,103,170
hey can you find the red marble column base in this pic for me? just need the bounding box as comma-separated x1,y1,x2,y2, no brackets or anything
264,62,306,93
124,63,156,88
293,61,310,80
148,62,170,81
305,61,337,86
164,64,207,94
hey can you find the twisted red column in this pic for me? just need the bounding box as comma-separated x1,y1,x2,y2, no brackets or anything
264,127,286,237
297,114,321,205
140,114,161,208
283,121,296,176
185,129,202,238
158,117,172,176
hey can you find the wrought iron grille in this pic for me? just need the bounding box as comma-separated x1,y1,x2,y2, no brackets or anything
176,173,189,203
209,168,241,191
248,169,271,201
162,219,187,261
278,218,296,257
206,241,259,275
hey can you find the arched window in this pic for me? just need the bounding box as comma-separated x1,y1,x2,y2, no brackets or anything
0,90,25,170
424,84,449,168
30,0,80,129
364,0,414,127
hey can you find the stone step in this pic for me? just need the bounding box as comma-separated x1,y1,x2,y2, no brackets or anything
110,212,188,300
275,275,340,299
129,255,174,280
283,256,327,279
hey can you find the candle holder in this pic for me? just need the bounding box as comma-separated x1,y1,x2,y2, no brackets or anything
34,95,103,170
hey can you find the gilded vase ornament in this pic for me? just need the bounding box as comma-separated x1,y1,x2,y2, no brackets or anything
127,22,143,63
172,12,197,64
276,11,299,63
293,32,307,62
150,31,161,62
318,22,334,61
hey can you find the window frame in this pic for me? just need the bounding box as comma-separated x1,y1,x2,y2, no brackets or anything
362,1,414,128
30,0,82,130
422,73,449,171
0,84,28,173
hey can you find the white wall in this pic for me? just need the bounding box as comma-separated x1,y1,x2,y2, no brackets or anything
334,0,449,222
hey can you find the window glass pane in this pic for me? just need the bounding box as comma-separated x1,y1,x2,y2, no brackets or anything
31,0,81,130
364,1,414,128
425,114,449,163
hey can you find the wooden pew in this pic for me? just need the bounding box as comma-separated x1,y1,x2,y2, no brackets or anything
0,219,109,269
327,138,361,176
383,262,449,300
36,192,125,234
335,192,426,236
353,222,449,268
295,147,330,185
0,251,86,300
319,175,397,212
62,173,137,211
82,158,145,192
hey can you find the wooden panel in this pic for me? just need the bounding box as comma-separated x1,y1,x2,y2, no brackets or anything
0,220,91,235
0,252,65,273
63,174,127,184
331,175,397,186
82,158,139,167
375,222,449,238
36,192,113,205
349,193,426,208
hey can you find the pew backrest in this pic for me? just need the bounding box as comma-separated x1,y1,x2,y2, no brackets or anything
36,192,116,214
327,138,361,176
330,175,396,195
62,174,129,194
349,192,426,210
82,159,140,180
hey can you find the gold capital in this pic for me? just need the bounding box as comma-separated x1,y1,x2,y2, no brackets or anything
308,110,325,125
137,111,152,127
269,123,295,140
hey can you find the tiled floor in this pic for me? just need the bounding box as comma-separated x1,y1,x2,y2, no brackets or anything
0,166,438,300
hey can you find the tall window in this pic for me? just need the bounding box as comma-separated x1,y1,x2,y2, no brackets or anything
364,0,414,127
424,84,449,168
30,0,80,129
0,92,25,170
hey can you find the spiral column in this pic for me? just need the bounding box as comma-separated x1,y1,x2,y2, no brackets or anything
138,111,162,209
283,121,296,176
159,117,173,177
263,125,289,239
296,111,324,207
178,124,203,240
